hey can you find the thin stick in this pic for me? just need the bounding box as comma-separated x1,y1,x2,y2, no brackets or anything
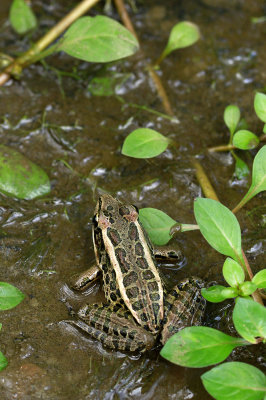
113,0,174,117
0,0,100,86
208,144,235,152
146,65,174,116
113,0,139,40
191,158,219,201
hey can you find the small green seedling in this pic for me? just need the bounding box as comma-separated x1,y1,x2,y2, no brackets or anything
155,21,200,66
121,128,171,159
9,0,37,34
219,92,266,179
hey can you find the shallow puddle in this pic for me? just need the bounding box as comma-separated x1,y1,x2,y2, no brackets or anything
0,0,265,399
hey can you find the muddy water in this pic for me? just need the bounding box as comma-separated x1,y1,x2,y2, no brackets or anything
0,0,265,399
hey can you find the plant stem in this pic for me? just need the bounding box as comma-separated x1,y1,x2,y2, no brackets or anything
192,159,264,305
113,0,174,117
113,0,139,40
208,144,235,152
121,101,179,122
231,198,247,214
170,223,199,236
146,65,174,116
0,0,100,86
191,158,219,201
242,251,264,305
154,51,167,68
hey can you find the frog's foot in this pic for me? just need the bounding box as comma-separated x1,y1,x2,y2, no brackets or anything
161,277,206,344
69,302,156,352
69,264,101,291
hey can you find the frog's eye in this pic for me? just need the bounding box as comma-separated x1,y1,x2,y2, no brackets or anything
92,214,98,226
132,205,139,213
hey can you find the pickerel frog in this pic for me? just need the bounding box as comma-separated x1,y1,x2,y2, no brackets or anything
69,194,206,352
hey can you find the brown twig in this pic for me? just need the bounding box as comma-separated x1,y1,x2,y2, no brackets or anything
0,0,100,86
191,158,219,201
113,0,174,117
146,65,174,116
208,144,235,152
113,0,139,40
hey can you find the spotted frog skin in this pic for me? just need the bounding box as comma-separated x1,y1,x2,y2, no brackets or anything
69,194,206,352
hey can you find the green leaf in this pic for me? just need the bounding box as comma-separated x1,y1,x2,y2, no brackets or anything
223,258,245,287
201,285,236,303
249,145,266,196
0,351,8,371
233,130,260,150
194,198,244,265
139,208,175,245
254,92,266,123
9,0,37,34
160,326,246,368
221,287,239,298
235,146,266,210
201,362,266,400
224,105,241,136
234,155,250,179
0,145,50,200
0,282,25,310
87,73,132,96
239,281,257,296
121,128,170,159
158,21,200,64
233,297,266,343
58,16,139,63
252,269,266,289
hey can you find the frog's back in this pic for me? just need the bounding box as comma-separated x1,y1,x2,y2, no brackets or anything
95,194,164,334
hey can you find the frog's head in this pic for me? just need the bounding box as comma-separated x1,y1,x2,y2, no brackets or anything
93,194,139,230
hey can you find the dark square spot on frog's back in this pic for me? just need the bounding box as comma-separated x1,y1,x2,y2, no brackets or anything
137,257,149,270
140,313,148,322
132,301,143,311
126,286,139,299
152,303,160,315
135,242,144,256
150,292,160,301
128,222,139,241
110,292,117,302
142,270,155,280
148,281,158,292
123,271,138,287
107,228,122,246
119,206,130,217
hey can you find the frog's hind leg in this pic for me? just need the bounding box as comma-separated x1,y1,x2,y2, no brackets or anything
68,303,155,352
161,277,206,344
69,264,101,291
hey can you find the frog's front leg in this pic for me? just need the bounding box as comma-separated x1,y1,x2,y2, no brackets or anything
70,264,101,291
161,277,206,344
153,244,182,261
69,303,156,352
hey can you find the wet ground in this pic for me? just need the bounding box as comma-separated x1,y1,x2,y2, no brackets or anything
0,0,265,399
